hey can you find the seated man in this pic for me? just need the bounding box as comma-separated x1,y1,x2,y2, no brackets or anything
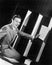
0,15,33,60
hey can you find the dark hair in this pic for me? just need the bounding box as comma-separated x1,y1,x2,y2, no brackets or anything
12,15,21,20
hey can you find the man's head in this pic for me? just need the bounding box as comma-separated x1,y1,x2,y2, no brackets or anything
12,15,21,28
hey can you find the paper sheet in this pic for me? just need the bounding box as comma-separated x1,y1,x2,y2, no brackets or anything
39,25,50,41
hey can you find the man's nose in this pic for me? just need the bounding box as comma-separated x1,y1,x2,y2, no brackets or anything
17,23,20,25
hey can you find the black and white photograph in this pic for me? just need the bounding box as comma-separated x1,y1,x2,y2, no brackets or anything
0,0,52,65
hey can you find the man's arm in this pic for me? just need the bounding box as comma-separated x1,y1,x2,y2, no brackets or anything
0,25,8,39
0,29,7,39
18,30,33,40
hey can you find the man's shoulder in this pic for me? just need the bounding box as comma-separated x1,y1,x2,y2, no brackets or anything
1,25,9,31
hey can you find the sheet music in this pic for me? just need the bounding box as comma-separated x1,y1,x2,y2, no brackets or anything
39,25,50,41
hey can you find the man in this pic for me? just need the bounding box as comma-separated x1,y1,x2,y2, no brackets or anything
0,15,33,60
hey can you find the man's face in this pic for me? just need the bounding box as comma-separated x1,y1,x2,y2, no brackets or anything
13,17,21,28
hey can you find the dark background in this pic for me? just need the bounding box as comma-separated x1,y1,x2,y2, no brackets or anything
0,0,52,65
1,0,52,26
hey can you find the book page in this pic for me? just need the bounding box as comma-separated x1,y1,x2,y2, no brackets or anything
39,25,50,41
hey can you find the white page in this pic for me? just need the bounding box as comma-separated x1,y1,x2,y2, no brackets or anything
39,25,50,41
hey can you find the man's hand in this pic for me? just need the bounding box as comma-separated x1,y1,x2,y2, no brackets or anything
35,34,40,38
31,35,34,41
31,34,40,41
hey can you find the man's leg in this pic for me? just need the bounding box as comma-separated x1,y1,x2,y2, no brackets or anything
3,48,20,60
